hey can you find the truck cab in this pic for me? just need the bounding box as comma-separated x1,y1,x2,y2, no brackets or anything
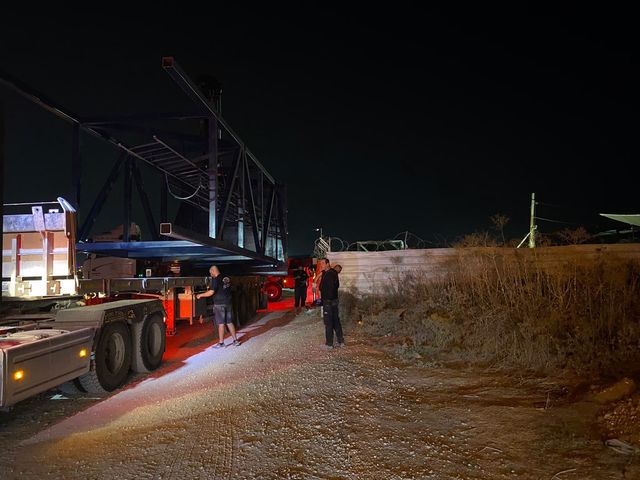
1,198,166,407
263,256,315,301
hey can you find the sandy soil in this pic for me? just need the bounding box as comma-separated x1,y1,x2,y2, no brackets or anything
1,309,639,479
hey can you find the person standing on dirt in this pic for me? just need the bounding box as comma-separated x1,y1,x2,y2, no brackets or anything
315,264,341,307
196,265,241,348
293,265,309,313
319,257,344,349
311,263,322,305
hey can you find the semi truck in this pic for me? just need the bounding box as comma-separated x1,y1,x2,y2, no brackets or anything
1,198,167,406
1,58,287,408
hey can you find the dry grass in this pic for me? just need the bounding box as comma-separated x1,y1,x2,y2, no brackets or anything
340,251,640,374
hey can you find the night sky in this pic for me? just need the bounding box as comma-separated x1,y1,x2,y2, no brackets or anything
1,6,638,255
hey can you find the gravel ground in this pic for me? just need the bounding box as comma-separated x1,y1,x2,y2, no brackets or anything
2,309,639,479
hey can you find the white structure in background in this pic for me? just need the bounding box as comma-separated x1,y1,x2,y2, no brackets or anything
600,214,640,228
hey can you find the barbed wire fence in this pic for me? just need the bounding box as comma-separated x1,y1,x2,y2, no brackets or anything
313,230,438,257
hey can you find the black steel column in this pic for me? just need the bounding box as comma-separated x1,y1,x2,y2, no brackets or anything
262,186,275,256
260,172,264,245
208,117,218,238
244,155,261,252
217,148,242,240
239,148,246,248
277,183,288,260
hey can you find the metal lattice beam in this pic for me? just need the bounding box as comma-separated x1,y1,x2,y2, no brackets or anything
1,61,287,265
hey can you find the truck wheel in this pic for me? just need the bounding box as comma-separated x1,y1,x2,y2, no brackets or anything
131,313,166,373
78,321,132,393
265,282,282,302
259,290,268,309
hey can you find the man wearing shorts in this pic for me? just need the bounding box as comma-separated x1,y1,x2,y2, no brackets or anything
196,265,241,348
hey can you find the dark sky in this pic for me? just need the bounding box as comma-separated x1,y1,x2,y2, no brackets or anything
1,6,638,255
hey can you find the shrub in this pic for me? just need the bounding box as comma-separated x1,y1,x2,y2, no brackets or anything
342,250,640,374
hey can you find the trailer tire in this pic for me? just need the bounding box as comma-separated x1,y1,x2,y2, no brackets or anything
131,313,166,373
78,321,132,394
265,281,282,302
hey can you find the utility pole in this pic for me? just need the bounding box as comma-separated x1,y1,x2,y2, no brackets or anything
528,192,536,248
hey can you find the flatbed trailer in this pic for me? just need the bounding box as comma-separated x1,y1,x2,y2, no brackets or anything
1,298,165,407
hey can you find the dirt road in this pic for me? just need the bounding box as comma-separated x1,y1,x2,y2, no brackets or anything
1,310,638,479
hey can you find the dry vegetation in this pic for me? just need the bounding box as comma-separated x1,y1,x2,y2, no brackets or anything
453,213,595,248
340,250,640,375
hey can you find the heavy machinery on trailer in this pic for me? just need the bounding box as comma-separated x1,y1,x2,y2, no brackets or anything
0,57,288,407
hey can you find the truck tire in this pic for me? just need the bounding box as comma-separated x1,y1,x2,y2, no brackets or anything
259,290,268,309
78,321,132,393
265,281,282,302
131,313,166,373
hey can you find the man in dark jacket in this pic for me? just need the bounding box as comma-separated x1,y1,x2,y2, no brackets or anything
293,265,309,313
319,257,344,349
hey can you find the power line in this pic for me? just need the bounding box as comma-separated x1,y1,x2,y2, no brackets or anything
534,216,579,225
536,201,597,214
536,201,565,208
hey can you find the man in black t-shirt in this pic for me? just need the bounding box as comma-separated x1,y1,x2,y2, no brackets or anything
196,265,241,348
319,257,344,349
293,265,309,313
